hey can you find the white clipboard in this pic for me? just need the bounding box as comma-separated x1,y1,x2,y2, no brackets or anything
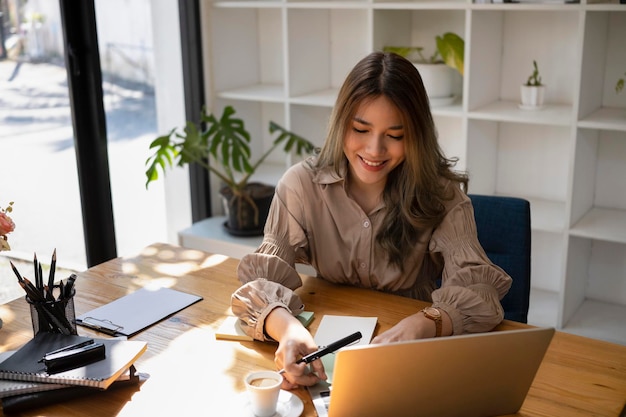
76,287,202,337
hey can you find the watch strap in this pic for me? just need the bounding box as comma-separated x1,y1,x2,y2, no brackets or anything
421,307,442,337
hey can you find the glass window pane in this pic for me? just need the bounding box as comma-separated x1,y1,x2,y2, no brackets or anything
94,0,168,258
0,0,84,304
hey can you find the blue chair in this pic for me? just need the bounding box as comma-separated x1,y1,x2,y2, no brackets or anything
468,194,531,323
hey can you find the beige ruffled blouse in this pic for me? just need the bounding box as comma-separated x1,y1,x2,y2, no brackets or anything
231,157,512,341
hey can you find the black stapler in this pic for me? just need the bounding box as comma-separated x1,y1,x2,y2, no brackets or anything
39,339,106,374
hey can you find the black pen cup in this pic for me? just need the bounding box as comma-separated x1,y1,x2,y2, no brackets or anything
26,286,77,336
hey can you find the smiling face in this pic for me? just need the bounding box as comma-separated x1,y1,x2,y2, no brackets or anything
343,95,406,196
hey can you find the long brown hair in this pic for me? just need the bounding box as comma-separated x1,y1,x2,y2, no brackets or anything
316,51,468,270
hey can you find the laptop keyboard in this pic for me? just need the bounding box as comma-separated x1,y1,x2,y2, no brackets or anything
320,389,331,411
308,382,333,416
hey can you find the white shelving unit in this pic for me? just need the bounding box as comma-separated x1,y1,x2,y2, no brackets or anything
184,0,626,344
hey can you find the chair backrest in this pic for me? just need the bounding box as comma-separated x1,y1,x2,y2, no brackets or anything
468,194,531,323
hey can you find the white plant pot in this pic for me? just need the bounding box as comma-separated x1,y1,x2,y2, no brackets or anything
520,85,546,110
413,63,456,100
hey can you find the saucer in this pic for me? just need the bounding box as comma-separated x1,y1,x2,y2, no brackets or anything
518,103,544,111
429,95,456,107
240,390,304,417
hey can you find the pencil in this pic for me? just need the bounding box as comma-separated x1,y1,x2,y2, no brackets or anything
9,260,23,283
20,278,44,303
33,253,38,288
48,248,56,290
44,285,55,301
38,263,43,293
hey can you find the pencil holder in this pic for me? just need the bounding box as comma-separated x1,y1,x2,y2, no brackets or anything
26,286,77,336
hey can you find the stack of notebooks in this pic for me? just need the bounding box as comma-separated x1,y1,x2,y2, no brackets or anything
0,332,148,414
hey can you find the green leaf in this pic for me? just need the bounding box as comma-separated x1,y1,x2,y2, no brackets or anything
144,129,179,188
205,106,252,175
436,32,464,76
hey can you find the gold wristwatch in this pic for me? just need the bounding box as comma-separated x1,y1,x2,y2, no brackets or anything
421,307,442,337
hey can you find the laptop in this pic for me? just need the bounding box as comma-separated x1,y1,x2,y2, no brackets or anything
309,327,554,417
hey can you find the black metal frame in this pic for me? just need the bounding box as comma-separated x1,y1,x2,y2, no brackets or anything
59,0,116,267
178,0,212,222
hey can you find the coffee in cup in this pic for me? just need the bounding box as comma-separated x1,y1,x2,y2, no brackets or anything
244,370,282,417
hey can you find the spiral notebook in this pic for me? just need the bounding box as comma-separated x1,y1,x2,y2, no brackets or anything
1,350,71,398
0,333,147,389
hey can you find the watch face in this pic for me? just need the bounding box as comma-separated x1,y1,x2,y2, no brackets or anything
424,307,441,319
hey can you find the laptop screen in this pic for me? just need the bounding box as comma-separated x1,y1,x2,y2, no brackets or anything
309,327,554,417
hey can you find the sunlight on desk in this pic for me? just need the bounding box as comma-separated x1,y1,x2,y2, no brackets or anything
113,326,276,416
0,243,624,417
122,244,231,279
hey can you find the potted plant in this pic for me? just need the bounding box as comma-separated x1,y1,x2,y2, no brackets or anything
383,32,464,103
145,105,316,236
520,60,545,110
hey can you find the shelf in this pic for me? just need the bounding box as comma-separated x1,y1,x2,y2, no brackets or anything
372,2,467,10
217,84,286,103
562,299,626,346
288,2,372,9
470,3,584,11
578,107,626,131
585,3,626,11
469,100,573,126
570,207,626,244
430,96,464,116
213,1,283,8
289,88,338,107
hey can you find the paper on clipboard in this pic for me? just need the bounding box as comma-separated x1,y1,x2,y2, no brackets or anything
76,287,202,337
308,315,378,417
313,315,377,383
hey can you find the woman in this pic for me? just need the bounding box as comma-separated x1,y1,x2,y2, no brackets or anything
231,51,512,389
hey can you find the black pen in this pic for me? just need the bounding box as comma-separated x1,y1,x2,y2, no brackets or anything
278,331,362,374
64,273,77,298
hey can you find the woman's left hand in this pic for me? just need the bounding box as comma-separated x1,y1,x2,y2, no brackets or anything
371,309,452,343
371,313,425,343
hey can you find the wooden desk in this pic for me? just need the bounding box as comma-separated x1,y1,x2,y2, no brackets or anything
1,243,625,416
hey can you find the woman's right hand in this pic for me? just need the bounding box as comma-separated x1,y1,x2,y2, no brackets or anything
265,307,327,389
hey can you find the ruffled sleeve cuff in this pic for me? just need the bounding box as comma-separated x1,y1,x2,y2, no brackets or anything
231,279,305,341
432,278,507,335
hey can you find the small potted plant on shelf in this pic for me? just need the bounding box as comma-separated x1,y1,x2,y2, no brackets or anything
520,60,546,110
383,32,464,105
145,105,316,236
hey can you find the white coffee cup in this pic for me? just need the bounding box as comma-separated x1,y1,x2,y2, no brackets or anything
244,370,282,417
